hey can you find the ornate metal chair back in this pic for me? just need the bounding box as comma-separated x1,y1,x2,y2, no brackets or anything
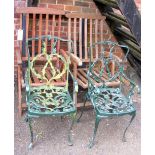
26,35,73,90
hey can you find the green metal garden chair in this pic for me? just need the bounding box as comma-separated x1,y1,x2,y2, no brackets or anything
77,41,139,148
25,35,78,149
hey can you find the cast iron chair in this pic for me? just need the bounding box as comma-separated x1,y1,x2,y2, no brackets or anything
25,35,78,149
77,41,138,148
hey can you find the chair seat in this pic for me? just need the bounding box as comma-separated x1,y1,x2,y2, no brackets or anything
27,87,76,116
77,68,120,89
90,87,136,116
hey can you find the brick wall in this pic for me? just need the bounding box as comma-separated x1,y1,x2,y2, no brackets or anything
14,0,118,78
14,0,27,78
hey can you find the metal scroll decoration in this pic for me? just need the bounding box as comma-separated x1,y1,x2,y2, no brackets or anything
87,41,137,114
26,36,75,114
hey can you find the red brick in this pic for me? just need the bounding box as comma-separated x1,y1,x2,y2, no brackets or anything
14,13,20,18
75,1,89,7
15,1,26,7
40,0,56,4
38,4,47,8
89,2,97,9
57,0,73,5
82,7,96,13
14,19,20,24
48,4,64,10
65,5,81,12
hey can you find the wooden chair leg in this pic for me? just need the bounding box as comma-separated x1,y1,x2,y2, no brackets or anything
88,116,101,148
122,112,136,142
17,66,22,117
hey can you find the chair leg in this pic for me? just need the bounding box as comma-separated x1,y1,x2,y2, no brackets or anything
88,116,101,148
122,112,136,142
77,95,88,122
68,113,76,146
17,66,22,117
27,117,34,149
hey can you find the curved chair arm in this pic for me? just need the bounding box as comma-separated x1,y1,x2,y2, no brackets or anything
120,72,139,99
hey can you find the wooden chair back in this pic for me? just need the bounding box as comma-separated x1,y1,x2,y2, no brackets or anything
66,13,124,63
16,7,66,61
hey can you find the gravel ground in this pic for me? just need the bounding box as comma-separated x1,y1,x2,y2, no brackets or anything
14,83,141,155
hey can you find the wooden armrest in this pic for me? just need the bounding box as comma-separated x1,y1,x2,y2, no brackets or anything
60,49,82,66
16,50,22,64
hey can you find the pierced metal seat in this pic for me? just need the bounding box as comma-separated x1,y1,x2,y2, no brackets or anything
25,36,78,148
77,41,139,148
28,87,76,115
90,87,135,116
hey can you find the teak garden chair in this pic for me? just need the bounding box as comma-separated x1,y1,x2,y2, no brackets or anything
25,35,78,148
16,7,67,116
65,13,124,107
77,41,138,148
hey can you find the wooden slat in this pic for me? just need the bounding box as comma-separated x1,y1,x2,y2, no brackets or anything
57,15,61,52
73,18,77,55
76,78,88,89
90,19,93,58
26,14,29,57
19,14,22,56
77,72,88,83
79,69,98,84
111,61,115,76
32,14,36,58
16,7,65,15
38,14,42,54
84,18,88,59
95,19,98,58
100,19,103,51
51,15,55,49
45,14,49,51
31,73,40,84
79,18,82,59
68,18,71,52
66,13,106,20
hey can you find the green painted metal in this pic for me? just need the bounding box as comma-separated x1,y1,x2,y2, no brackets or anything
78,41,138,148
25,35,78,148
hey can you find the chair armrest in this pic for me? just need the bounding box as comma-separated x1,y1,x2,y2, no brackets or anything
60,49,82,66
16,50,22,65
121,73,141,99
69,70,78,93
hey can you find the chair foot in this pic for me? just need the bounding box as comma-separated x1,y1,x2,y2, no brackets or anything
122,137,127,142
28,142,33,149
88,141,95,149
77,97,87,123
68,113,76,146
122,112,136,142
88,116,101,148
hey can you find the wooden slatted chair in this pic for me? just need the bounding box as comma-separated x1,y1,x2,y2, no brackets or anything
16,7,67,116
65,13,124,106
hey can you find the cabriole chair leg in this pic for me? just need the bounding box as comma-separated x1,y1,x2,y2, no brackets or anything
28,117,34,149
68,113,76,146
88,116,101,148
122,112,136,142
